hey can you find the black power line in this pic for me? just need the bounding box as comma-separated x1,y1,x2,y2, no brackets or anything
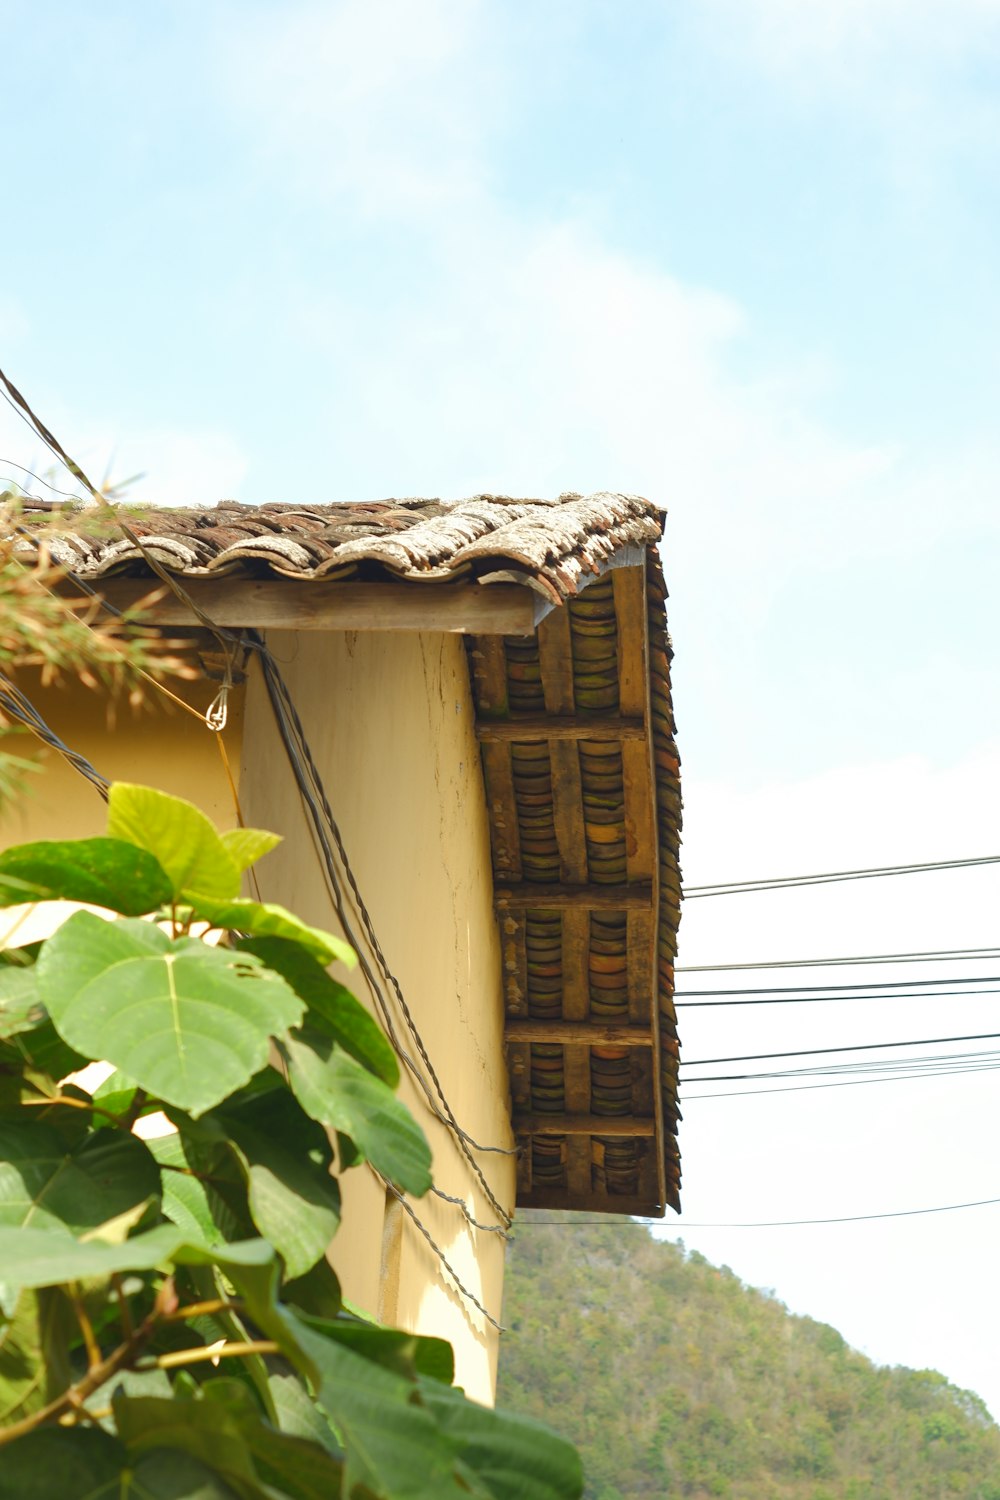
681,1029,1000,1070
520,1193,1000,1228
678,947,1000,973
684,853,1000,899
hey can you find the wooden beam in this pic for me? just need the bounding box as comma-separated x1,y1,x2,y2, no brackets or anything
475,715,645,742
513,1113,655,1138
506,1020,653,1046
494,882,652,911
517,1190,665,1218
90,576,548,636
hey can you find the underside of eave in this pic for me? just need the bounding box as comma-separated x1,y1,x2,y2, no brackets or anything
467,549,683,1219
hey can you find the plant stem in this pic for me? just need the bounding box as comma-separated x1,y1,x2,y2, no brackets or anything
150,1340,279,1370
70,1286,102,1373
163,1298,244,1323
0,1308,159,1448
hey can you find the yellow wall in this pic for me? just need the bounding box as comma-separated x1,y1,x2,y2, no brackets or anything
0,635,514,1403
0,668,245,844
238,630,514,1404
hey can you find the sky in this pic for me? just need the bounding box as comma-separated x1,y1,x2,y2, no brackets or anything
4,0,1000,1416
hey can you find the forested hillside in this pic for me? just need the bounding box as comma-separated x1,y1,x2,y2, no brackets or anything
497,1214,1000,1500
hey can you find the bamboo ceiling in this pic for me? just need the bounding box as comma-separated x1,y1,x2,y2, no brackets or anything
468,548,682,1217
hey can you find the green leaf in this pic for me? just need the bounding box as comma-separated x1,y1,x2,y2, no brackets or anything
37,913,304,1116
119,1384,345,1500
291,1314,470,1500
419,1379,585,1500
192,897,355,968
284,1028,432,1196
219,829,282,873
0,1119,159,1236
210,1090,341,1280
266,1370,342,1456
0,838,173,917
107,784,241,903
239,938,395,1085
148,1130,253,1249
0,1426,125,1499
0,1287,75,1427
0,966,43,1037
294,1311,454,1386
0,1019,87,1085
113,1393,264,1495
280,1258,343,1321
0,1223,275,1293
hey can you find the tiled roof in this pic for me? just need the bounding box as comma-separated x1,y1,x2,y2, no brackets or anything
18,492,664,603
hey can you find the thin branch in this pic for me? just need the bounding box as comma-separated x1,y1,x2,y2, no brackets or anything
150,1340,279,1371
70,1286,101,1373
111,1275,133,1341
162,1298,245,1323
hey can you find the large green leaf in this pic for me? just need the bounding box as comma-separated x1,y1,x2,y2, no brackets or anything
117,1388,344,1500
0,1222,275,1293
284,1028,431,1195
0,838,173,917
201,1379,345,1500
37,913,304,1116
0,1286,75,1427
294,1311,454,1386
148,1130,253,1248
113,1392,264,1495
239,938,396,1085
291,1314,470,1500
210,1090,341,1280
219,829,282,873
0,1427,125,1499
192,897,355,968
419,1379,585,1500
107,784,241,903
0,1427,250,1499
0,1119,159,1235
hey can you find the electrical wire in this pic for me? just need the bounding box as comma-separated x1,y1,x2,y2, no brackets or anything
680,1029,1000,1070
677,947,1000,974
677,978,1000,1002
0,456,82,502
682,1061,1000,1101
0,674,109,799
520,1193,1000,1228
252,636,515,1232
683,852,1000,899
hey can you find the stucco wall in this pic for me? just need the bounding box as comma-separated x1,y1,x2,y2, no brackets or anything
238,629,514,1405
0,668,245,845
1,636,513,1404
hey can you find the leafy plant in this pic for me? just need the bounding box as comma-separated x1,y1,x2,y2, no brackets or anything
0,783,582,1499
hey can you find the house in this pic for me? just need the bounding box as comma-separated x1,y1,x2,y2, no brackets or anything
4,491,682,1403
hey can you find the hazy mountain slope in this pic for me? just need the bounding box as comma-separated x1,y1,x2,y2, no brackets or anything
497,1214,1000,1500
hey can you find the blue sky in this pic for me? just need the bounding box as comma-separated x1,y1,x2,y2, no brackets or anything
5,0,1000,1414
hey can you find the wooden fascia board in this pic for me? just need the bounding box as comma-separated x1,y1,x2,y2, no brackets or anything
86,576,555,636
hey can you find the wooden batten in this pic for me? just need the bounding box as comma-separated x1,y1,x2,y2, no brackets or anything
476,715,645,742
494,882,652,910
518,1191,661,1218
506,1020,653,1046
514,1114,655,1138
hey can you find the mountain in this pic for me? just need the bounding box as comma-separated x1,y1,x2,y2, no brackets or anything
497,1213,1000,1500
